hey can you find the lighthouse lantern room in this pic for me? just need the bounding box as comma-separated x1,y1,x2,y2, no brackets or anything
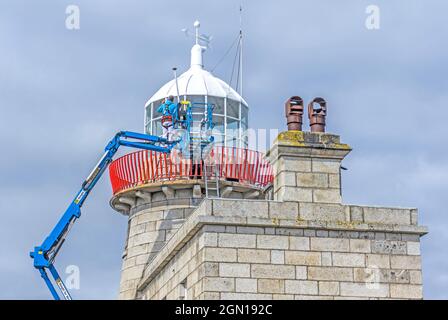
144,20,249,149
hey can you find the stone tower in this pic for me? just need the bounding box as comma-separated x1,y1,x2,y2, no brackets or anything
108,24,427,300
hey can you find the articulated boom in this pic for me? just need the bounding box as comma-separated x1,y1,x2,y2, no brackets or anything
30,131,177,300
31,101,215,300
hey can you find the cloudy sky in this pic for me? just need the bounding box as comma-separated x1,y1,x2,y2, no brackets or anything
1,0,446,299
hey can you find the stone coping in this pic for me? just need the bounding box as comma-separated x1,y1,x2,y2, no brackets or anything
266,131,352,159
137,198,428,290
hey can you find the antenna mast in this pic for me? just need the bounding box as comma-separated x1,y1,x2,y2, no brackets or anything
239,4,243,96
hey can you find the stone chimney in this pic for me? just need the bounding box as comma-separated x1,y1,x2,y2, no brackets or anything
267,127,351,205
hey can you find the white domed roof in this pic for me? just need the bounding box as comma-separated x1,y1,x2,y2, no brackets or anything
145,44,247,107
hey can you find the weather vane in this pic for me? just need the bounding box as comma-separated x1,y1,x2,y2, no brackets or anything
182,20,213,49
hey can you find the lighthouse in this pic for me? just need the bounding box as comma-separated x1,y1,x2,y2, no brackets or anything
108,21,426,300
108,21,273,299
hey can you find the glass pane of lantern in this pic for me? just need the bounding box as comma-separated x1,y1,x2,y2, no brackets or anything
152,99,164,117
191,114,203,131
226,117,240,140
241,104,248,127
227,99,239,118
152,120,163,136
186,95,205,111
208,96,224,115
213,115,225,134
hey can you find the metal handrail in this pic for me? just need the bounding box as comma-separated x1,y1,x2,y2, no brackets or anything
109,147,273,195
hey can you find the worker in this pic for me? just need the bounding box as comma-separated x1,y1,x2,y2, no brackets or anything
157,95,177,140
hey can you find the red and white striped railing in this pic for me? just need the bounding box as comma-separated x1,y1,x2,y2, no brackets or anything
108,147,274,195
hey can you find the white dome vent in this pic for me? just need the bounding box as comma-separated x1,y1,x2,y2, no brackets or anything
145,66,247,107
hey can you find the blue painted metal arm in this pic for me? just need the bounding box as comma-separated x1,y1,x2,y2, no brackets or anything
30,131,176,300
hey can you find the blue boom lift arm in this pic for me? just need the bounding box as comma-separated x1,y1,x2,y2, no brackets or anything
30,131,178,300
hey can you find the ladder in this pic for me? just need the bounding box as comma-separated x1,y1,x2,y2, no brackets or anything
195,131,219,198
203,160,220,198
